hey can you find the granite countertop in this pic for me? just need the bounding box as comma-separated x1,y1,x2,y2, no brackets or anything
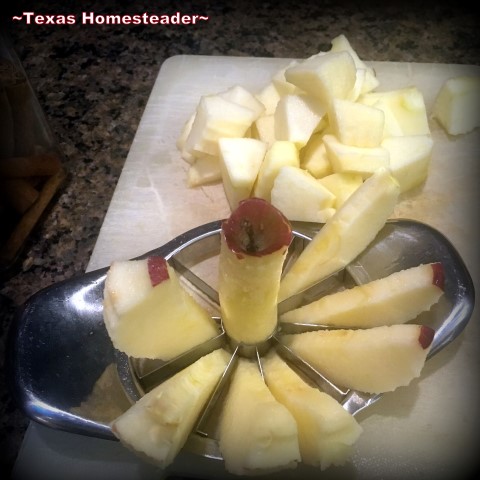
1,0,479,473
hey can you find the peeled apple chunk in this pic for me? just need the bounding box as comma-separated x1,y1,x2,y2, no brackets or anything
329,98,385,148
329,34,379,94
358,87,430,137
270,166,336,223
381,134,434,192
262,353,363,470
103,256,219,359
253,140,300,202
183,94,260,157
281,263,445,328
285,51,357,107
283,324,435,394
218,198,292,344
218,137,267,210
274,94,326,148
318,172,363,208
278,168,400,302
323,134,390,179
432,75,480,135
111,349,229,468
218,359,301,475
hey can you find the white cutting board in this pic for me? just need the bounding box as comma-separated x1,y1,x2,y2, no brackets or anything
83,55,479,479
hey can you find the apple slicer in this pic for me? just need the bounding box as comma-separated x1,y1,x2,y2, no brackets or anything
7,218,475,461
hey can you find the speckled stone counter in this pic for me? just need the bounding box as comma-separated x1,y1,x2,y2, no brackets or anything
0,0,479,474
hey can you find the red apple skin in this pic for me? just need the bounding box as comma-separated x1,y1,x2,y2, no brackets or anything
222,198,292,259
431,262,445,290
419,325,435,350
147,256,170,287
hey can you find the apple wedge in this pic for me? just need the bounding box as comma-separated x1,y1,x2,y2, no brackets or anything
282,324,435,394
251,114,276,148
281,263,445,328
271,60,300,96
218,84,266,118
218,137,267,210
432,75,480,135
111,349,229,468
103,256,219,359
218,198,292,345
329,98,384,148
255,82,282,115
278,168,400,302
285,51,357,107
183,94,260,157
187,154,221,187
300,132,333,178
274,94,326,148
262,353,363,470
359,87,430,137
329,34,379,94
381,134,434,192
253,140,300,202
318,172,363,208
323,134,390,179
271,166,336,223
218,358,301,476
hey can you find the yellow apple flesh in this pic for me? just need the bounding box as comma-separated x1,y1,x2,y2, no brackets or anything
283,324,435,394
218,137,267,210
281,263,445,328
263,353,363,470
218,359,301,475
103,257,219,359
270,166,336,223
432,75,480,135
112,349,229,468
253,140,300,202
278,168,400,302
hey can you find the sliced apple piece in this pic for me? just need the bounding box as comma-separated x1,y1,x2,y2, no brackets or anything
218,137,267,210
112,349,229,468
176,112,196,163
262,353,363,469
300,133,333,178
183,94,260,157
346,67,367,101
255,82,282,115
103,256,219,359
329,34,379,94
218,84,266,118
219,198,292,344
381,135,434,192
359,87,430,136
278,168,400,301
251,114,276,148
329,98,384,147
187,154,221,187
274,94,326,148
281,263,444,328
253,141,300,202
432,75,480,135
272,60,301,96
285,51,357,107
218,359,301,476
271,166,336,223
323,134,390,179
283,324,435,394
318,172,363,208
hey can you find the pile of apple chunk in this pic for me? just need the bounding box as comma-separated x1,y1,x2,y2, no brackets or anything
103,172,446,476
177,34,436,220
